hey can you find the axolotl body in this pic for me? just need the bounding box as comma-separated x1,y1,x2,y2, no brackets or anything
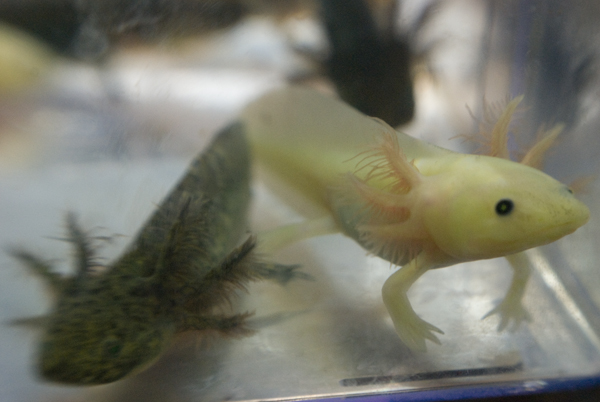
242,87,589,351
12,124,306,384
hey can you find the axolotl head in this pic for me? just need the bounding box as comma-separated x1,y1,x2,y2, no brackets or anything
422,154,589,263
38,280,175,385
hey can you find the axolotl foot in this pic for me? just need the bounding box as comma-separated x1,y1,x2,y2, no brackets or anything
383,291,444,352
483,297,532,332
392,309,444,353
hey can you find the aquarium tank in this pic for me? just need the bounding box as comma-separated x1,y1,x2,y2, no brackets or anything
1,1,599,401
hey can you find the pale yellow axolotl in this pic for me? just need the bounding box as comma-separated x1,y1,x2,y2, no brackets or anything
242,87,590,352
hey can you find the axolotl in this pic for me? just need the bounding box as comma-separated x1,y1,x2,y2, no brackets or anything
11,124,306,384
241,87,590,352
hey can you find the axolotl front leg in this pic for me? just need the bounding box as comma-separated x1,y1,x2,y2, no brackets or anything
483,252,532,331
382,252,443,352
383,251,533,352
256,216,446,352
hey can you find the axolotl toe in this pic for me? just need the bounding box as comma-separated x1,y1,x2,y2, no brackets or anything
11,124,308,384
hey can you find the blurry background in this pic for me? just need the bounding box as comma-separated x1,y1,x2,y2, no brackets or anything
1,1,600,401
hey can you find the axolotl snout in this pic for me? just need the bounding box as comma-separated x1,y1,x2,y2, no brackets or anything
244,87,589,351
414,153,586,262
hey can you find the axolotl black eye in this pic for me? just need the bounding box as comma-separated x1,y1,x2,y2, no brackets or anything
495,199,514,216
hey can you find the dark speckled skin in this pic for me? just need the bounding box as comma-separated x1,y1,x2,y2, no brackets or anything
11,124,306,385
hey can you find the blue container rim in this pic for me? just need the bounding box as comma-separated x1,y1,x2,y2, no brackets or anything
304,375,600,402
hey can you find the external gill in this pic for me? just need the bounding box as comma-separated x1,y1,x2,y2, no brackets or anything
344,120,424,266
487,95,523,159
345,175,412,224
469,95,563,168
355,118,421,193
519,124,564,169
9,213,101,298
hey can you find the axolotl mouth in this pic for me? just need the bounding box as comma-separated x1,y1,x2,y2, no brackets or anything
489,200,589,257
539,194,590,239
441,194,589,263
533,214,589,245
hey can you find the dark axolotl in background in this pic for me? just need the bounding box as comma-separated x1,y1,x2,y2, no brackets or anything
10,123,309,385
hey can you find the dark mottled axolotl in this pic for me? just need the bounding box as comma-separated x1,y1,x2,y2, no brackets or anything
11,123,308,385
